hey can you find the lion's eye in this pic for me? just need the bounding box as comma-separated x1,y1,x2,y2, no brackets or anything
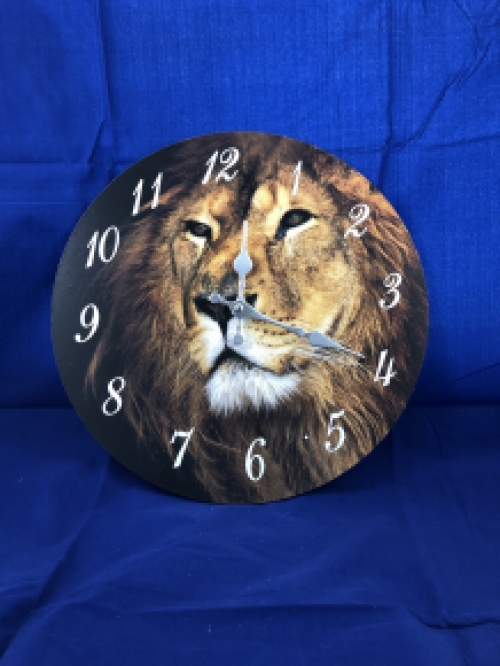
185,220,212,242
276,209,313,239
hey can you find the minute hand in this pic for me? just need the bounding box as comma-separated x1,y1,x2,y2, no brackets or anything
209,294,364,359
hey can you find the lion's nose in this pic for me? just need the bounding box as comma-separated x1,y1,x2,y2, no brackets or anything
194,292,258,336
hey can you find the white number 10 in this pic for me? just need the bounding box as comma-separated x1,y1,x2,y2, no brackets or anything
86,226,120,268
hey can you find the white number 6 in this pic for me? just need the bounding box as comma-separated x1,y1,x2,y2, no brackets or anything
245,437,266,482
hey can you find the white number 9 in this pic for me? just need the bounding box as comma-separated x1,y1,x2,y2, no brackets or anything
74,304,100,343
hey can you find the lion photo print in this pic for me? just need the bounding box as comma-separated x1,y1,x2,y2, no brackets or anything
52,132,428,503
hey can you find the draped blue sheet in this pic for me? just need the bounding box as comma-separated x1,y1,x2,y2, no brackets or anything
1,1,499,663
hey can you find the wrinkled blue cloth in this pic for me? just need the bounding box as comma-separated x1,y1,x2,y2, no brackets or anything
0,1,499,663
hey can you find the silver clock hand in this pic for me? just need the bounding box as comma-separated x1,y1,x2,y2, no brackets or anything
233,219,252,301
209,294,364,360
232,220,253,345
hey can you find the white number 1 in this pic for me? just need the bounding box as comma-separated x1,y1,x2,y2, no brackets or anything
132,179,144,216
291,160,302,196
151,172,163,209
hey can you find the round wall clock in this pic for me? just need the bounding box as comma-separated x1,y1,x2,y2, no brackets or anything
52,132,428,504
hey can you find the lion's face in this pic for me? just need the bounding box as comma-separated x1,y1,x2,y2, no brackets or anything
165,166,361,414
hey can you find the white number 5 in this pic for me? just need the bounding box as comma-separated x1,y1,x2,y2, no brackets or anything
325,409,345,452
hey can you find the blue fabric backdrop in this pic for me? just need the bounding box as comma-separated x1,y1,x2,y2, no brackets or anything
1,1,499,664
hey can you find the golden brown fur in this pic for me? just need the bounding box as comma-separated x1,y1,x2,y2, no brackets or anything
87,133,427,503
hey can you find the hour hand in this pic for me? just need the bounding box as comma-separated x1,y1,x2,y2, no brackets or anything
209,294,364,360
233,219,252,302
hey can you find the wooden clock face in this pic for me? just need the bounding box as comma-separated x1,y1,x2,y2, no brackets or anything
51,132,428,504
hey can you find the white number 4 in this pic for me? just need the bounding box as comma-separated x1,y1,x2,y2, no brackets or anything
374,349,397,387
171,428,195,469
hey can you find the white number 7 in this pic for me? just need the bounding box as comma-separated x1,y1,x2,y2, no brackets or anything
171,428,195,468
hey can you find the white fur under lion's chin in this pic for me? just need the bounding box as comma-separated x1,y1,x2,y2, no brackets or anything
205,362,300,415
194,315,301,414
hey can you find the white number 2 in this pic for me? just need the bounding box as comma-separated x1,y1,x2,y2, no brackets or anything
171,428,195,469
245,437,266,482
344,203,370,238
325,409,346,452
102,377,126,416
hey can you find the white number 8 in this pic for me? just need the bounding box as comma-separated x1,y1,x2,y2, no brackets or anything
102,377,126,416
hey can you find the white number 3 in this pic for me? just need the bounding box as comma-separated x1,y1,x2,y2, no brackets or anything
379,272,402,310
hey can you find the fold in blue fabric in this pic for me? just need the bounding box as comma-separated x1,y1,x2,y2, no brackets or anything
1,407,499,664
0,0,499,663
